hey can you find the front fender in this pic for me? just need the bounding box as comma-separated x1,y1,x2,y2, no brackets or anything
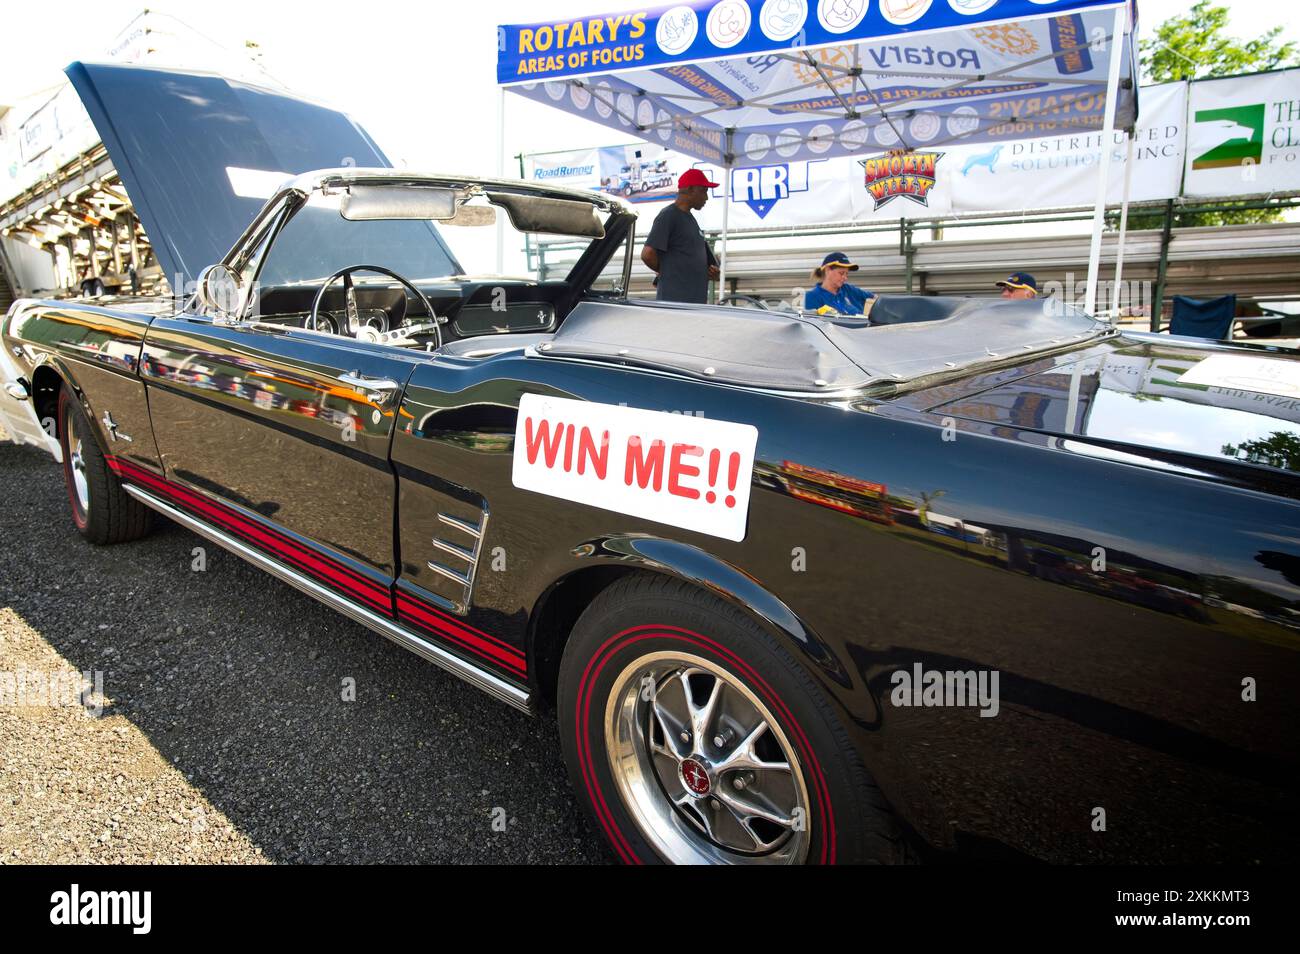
4,299,161,470
0,301,63,460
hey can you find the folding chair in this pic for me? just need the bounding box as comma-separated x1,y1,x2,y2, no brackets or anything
1169,294,1237,340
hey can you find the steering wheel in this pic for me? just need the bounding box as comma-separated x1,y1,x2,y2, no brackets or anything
718,293,771,310
308,264,442,350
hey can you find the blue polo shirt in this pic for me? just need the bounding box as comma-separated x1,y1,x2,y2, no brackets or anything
804,283,874,315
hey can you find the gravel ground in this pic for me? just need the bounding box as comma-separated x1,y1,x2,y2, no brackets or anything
0,425,610,864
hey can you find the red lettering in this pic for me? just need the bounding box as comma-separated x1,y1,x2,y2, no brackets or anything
668,444,703,500
624,436,665,490
523,417,564,468
577,427,609,479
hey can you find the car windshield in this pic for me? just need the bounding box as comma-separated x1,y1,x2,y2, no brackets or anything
257,196,461,286
255,188,607,287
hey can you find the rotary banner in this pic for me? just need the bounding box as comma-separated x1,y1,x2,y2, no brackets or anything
498,0,1127,85
501,0,1137,166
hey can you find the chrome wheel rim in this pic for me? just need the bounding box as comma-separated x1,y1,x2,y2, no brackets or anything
67,414,90,514
605,651,811,864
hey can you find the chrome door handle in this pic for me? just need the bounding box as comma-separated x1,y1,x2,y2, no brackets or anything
337,371,400,393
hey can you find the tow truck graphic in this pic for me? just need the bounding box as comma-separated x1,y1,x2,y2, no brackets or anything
602,154,673,198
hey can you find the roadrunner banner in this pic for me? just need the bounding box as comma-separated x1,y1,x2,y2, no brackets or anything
528,143,682,202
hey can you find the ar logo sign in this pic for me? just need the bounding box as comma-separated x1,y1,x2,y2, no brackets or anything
728,161,817,219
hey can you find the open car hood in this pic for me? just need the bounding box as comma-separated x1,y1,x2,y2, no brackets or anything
66,62,392,289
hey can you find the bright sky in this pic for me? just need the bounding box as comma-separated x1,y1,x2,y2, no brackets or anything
1,1,637,178
3,0,1296,175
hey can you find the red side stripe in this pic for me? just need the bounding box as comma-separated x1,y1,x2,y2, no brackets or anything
109,455,527,678
397,595,526,673
396,583,522,656
400,610,527,675
113,458,385,598
395,591,525,661
408,595,525,655
113,459,390,612
113,457,389,600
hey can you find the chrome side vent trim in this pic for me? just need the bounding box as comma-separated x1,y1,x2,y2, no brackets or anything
438,512,483,538
430,537,476,562
428,506,489,614
426,560,472,587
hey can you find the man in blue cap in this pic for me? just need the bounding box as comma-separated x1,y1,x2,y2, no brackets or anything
997,272,1038,300
804,252,875,315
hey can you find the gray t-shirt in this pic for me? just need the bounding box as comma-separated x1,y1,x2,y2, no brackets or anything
646,204,716,304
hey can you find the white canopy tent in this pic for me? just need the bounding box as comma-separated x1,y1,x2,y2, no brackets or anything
498,0,1139,313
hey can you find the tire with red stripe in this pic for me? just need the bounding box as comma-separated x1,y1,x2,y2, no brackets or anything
558,573,909,865
57,389,152,545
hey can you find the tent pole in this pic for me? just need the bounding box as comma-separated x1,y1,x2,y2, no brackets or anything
718,130,733,305
496,86,506,276
719,171,730,304
1152,199,1175,332
1084,4,1126,316
1110,130,1135,320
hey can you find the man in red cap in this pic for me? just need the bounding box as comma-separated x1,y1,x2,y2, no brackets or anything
641,168,721,303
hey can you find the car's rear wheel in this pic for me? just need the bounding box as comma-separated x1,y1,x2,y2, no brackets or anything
58,389,152,545
558,574,910,865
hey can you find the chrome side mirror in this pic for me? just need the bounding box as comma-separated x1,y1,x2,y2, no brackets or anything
196,264,241,322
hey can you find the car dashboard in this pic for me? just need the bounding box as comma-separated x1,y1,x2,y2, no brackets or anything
247,278,563,349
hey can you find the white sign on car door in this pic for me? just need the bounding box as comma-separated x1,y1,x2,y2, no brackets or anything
512,394,758,542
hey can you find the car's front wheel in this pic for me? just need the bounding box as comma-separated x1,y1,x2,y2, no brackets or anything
58,389,152,545
558,574,909,864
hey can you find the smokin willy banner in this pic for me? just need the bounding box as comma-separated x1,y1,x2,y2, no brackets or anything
861,152,945,211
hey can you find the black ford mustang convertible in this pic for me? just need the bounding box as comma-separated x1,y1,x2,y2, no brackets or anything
3,64,1298,865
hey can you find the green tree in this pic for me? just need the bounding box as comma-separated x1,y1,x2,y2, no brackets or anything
1131,2,1300,228
1114,198,1297,231
1223,431,1300,471
1141,1,1299,82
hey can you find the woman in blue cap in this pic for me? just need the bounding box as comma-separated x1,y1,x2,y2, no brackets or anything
804,252,875,315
